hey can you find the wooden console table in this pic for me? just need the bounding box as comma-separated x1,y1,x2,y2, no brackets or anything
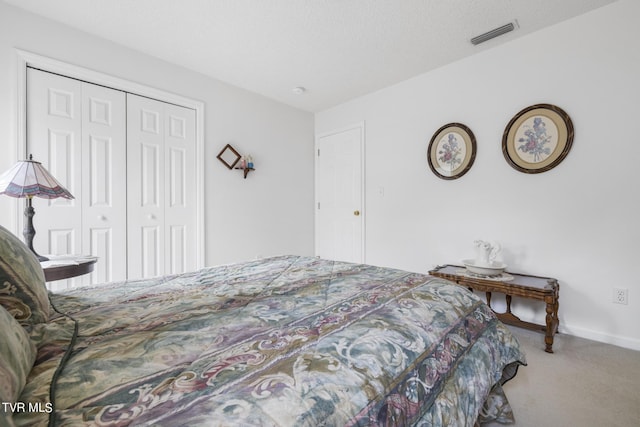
429,264,560,353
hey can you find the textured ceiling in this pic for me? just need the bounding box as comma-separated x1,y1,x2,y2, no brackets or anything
5,0,617,112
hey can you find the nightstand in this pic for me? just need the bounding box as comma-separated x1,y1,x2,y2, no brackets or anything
41,256,98,282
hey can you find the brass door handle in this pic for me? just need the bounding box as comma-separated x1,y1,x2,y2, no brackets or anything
354,210,360,216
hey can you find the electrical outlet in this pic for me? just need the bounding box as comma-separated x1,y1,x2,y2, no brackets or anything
613,288,628,305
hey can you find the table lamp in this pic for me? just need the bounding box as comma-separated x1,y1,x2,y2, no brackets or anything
0,155,74,261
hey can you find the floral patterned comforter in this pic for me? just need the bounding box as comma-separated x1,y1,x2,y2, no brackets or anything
16,255,526,426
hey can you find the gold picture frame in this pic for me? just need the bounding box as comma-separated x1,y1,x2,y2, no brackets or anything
427,123,477,180
502,104,574,174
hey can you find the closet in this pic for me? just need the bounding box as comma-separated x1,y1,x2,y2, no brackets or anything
27,68,197,288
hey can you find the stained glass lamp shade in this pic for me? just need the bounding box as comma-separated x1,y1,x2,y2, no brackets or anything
0,155,74,261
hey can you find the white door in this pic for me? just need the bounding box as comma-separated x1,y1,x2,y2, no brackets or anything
315,124,364,263
164,102,197,275
81,82,127,284
127,94,164,279
27,69,82,264
127,94,197,279
27,68,127,289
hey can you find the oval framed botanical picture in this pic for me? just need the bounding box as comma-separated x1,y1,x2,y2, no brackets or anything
502,104,574,174
427,122,477,180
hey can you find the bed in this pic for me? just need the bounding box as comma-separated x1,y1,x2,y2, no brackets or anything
0,225,526,427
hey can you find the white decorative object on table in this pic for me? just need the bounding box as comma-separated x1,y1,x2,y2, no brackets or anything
455,268,513,281
462,240,506,276
461,260,507,276
474,239,501,266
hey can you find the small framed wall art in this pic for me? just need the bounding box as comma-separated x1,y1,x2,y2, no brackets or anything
502,103,574,174
427,122,477,180
216,144,242,169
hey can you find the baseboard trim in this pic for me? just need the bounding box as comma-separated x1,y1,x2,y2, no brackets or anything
559,323,640,351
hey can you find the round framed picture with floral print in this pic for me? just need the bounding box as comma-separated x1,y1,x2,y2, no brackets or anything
427,123,477,180
502,104,574,174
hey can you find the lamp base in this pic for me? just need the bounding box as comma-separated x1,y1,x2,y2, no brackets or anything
23,198,48,263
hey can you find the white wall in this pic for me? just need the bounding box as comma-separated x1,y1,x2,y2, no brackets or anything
0,2,315,266
316,0,640,350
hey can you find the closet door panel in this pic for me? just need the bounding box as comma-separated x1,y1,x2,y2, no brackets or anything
127,96,196,278
46,130,76,211
141,225,162,277
169,225,186,274
127,94,165,279
90,228,113,284
81,82,127,284
141,142,161,207
164,104,197,275
27,69,82,276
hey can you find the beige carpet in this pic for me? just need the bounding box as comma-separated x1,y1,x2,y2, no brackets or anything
486,327,640,427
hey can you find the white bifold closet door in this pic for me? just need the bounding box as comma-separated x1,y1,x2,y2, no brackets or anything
27,68,127,288
126,94,197,280
27,68,197,289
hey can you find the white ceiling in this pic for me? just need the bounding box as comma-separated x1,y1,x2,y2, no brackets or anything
5,0,617,112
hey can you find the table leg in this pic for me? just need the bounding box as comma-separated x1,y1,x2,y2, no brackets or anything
544,298,556,353
505,294,512,314
554,292,560,333
485,291,492,309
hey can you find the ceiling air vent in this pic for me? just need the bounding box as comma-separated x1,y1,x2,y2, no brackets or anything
471,22,517,45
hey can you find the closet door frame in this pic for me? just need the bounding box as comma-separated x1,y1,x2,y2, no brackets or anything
13,49,206,270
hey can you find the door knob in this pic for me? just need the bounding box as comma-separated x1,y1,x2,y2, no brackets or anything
354,210,360,216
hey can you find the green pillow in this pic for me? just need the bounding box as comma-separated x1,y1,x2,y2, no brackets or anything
0,305,37,404
0,224,50,324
